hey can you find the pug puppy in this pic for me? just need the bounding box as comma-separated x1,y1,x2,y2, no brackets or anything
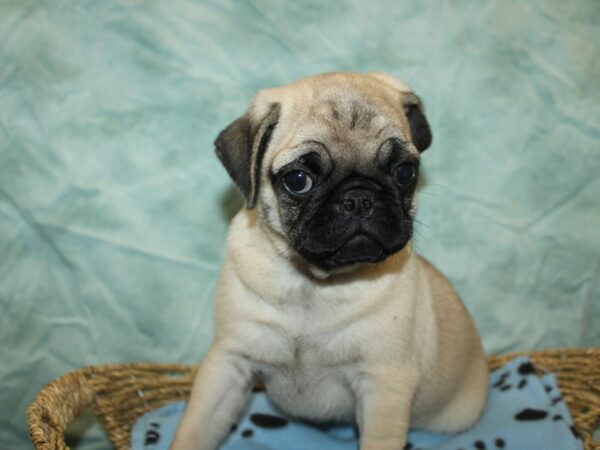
170,72,488,450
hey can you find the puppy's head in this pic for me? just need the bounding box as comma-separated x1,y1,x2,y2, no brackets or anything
215,72,431,271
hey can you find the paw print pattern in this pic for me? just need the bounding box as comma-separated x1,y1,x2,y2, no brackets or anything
231,412,290,439
404,438,506,450
514,408,581,440
542,382,564,406
144,422,161,446
250,413,289,428
514,408,548,421
453,437,506,450
491,371,510,390
493,361,537,392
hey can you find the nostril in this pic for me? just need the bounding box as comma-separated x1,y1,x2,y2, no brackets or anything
343,198,356,211
361,197,373,211
341,192,375,217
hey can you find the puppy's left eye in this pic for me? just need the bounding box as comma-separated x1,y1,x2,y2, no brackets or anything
283,170,313,195
395,163,417,185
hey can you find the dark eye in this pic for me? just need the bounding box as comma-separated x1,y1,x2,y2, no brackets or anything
395,163,417,185
283,170,313,195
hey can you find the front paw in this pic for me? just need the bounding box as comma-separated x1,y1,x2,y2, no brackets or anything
360,436,407,450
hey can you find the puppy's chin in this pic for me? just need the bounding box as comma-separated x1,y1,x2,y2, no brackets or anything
311,234,388,268
293,233,412,279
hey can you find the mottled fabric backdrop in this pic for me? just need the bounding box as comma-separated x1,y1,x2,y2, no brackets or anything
0,1,598,448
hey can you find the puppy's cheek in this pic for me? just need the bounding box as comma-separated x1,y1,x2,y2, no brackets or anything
258,203,273,223
408,196,418,218
274,196,305,236
257,190,283,231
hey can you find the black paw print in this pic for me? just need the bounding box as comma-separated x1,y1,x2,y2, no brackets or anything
492,361,537,392
230,412,289,439
454,437,506,450
542,382,564,406
405,438,506,450
144,422,161,446
514,408,581,440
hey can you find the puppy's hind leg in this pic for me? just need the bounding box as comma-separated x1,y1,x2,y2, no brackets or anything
418,356,488,433
170,346,254,450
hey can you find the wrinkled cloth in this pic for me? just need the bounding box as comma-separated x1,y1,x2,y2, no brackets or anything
1,1,599,449
131,358,583,450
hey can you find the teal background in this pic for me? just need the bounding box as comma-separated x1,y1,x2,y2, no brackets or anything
0,1,598,448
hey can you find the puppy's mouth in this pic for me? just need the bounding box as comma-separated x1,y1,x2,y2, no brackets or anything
298,231,395,269
331,234,386,265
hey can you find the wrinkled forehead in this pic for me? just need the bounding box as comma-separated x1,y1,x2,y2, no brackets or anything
267,85,415,172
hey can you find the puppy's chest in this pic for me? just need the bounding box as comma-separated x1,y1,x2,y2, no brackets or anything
248,308,363,377
258,324,360,370
259,332,359,421
291,333,355,368
242,288,365,370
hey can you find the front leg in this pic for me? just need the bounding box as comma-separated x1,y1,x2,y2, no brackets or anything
354,365,419,450
170,345,254,450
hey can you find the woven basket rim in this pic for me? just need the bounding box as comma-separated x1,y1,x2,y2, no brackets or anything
28,347,600,450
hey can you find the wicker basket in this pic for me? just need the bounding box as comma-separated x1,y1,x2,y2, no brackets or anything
28,348,600,450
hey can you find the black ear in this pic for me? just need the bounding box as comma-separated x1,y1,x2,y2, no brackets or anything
214,103,280,209
402,93,432,152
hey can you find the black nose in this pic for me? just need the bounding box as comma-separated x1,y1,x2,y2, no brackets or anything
342,190,375,218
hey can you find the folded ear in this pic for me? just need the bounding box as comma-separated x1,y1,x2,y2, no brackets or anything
400,92,432,152
369,72,432,152
214,103,280,209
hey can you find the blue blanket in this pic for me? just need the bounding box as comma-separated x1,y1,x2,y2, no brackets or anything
131,358,582,450
2,1,599,449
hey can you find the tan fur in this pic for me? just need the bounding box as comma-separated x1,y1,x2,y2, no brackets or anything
170,73,488,450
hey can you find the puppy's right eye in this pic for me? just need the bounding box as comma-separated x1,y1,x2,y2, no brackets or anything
395,163,417,185
283,170,313,195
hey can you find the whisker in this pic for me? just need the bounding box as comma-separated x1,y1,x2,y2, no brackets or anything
413,218,431,230
418,190,445,198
